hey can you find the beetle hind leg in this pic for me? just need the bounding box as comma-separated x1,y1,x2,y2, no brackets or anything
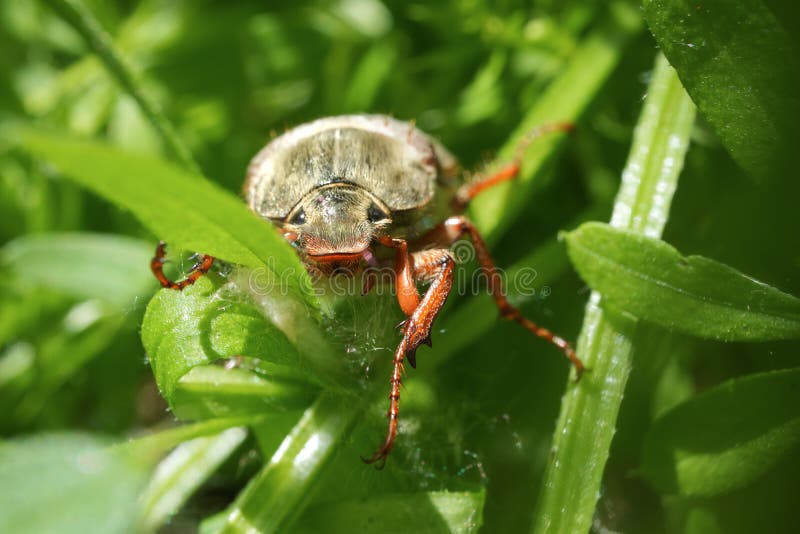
150,241,215,290
363,245,456,467
424,216,584,379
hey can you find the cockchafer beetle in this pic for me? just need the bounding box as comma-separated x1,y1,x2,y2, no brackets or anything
151,114,584,467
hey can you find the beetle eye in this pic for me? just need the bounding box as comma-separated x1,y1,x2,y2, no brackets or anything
289,208,306,225
367,203,389,223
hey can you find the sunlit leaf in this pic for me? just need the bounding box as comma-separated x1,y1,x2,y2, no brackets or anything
564,222,800,341
17,128,315,308
140,274,314,415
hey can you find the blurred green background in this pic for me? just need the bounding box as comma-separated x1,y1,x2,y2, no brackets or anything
1,0,799,533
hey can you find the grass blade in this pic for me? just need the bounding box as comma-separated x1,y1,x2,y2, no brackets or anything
531,53,695,533
470,2,642,242
140,427,249,531
43,0,200,174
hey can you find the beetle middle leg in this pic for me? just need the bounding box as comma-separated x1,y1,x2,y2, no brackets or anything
363,239,456,467
150,241,215,290
422,216,585,379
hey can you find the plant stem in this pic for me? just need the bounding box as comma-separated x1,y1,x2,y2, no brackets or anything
219,393,355,533
43,0,201,175
531,53,696,533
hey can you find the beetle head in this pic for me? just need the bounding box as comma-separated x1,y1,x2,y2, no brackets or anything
282,183,391,261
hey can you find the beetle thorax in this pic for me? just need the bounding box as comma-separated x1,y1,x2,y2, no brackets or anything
283,183,391,260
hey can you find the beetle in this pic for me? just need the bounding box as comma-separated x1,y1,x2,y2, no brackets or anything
151,114,584,467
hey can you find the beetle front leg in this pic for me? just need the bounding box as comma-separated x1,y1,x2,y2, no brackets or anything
364,242,455,467
150,241,215,290
422,216,585,379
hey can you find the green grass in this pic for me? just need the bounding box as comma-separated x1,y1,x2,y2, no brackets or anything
1,1,799,533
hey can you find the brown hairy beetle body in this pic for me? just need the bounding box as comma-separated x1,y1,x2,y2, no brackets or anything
152,114,583,466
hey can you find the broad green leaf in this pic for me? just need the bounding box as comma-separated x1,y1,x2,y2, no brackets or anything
17,128,315,308
293,491,486,534
533,53,695,533
641,368,800,496
1,232,156,309
643,0,800,180
564,222,800,341
0,433,150,534
140,274,316,415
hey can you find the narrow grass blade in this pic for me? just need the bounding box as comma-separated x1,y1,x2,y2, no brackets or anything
531,53,695,533
470,2,642,243
140,427,249,531
43,0,201,174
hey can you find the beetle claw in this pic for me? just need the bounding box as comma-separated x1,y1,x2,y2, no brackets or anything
406,348,417,369
360,452,388,470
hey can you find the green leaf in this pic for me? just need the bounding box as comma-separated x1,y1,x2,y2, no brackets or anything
140,274,316,416
1,232,156,310
293,490,486,534
0,433,150,534
564,222,800,341
643,0,800,180
532,53,695,533
641,368,800,496
17,128,315,308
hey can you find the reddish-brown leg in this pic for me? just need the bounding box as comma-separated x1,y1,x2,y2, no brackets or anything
363,243,456,467
422,216,584,378
150,241,215,290
452,122,574,211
